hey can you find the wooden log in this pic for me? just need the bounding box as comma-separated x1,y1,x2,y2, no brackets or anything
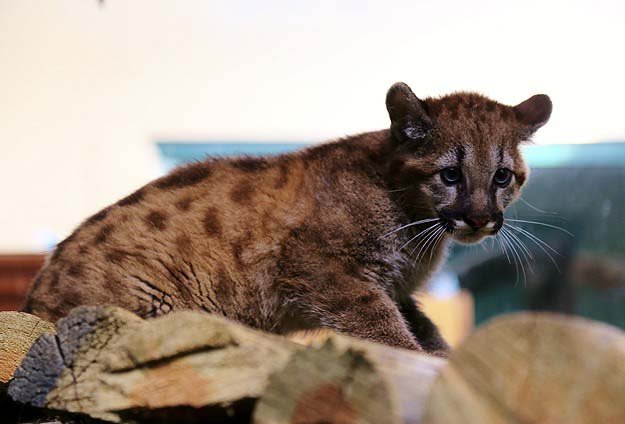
8,306,300,422
253,335,445,424
422,313,625,424
7,306,446,423
8,306,143,422
0,312,91,424
11,306,622,424
12,307,625,424
96,309,299,422
0,311,55,387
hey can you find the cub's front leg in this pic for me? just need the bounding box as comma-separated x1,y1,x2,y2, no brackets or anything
397,297,449,357
288,278,423,351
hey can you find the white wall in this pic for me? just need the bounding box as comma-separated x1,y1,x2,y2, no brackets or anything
1,0,624,252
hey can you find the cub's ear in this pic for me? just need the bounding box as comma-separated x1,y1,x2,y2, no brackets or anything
386,82,433,142
513,94,552,132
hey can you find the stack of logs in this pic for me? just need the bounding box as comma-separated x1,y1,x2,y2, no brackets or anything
2,306,625,423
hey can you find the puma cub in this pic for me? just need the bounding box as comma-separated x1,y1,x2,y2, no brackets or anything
23,82,551,356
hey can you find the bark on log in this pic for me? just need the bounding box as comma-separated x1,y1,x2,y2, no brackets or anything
0,311,55,387
422,313,625,424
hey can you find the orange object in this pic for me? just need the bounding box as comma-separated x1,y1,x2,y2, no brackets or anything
418,289,474,347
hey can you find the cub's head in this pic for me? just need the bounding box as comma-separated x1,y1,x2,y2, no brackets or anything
385,82,552,244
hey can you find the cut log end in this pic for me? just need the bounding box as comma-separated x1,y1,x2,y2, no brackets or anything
7,306,145,423
0,311,55,385
423,313,625,424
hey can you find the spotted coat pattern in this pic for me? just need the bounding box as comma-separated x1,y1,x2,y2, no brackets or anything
23,83,551,355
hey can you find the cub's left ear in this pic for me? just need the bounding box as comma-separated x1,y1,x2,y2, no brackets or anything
386,82,433,142
513,94,552,132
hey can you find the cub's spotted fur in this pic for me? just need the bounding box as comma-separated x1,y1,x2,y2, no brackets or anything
23,82,552,355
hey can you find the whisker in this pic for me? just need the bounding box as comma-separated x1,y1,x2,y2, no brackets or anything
380,217,440,238
428,226,448,266
399,222,440,252
504,227,534,261
506,228,530,286
509,231,527,287
385,187,409,193
519,197,558,215
505,224,562,273
505,224,562,258
419,226,446,265
500,228,525,287
496,233,512,264
505,218,574,237
500,230,519,285
409,224,442,259
490,236,497,251
413,225,445,264
503,227,535,275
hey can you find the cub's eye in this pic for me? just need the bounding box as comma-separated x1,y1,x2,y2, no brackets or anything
494,168,513,186
441,167,462,185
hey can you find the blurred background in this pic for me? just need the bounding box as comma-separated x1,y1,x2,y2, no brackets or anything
1,0,624,346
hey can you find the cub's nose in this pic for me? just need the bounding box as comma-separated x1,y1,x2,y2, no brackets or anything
463,215,490,230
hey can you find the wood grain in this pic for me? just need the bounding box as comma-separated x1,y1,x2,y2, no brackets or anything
423,313,625,424
0,311,55,385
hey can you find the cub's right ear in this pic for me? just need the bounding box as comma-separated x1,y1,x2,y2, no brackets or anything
386,82,433,142
513,94,552,133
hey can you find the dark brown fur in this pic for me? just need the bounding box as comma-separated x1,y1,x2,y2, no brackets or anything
145,210,168,231
175,196,193,211
117,188,146,206
23,83,551,355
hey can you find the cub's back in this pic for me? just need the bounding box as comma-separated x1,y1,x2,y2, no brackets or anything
23,154,313,322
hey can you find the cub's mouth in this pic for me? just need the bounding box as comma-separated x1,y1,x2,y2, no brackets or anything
439,214,502,244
